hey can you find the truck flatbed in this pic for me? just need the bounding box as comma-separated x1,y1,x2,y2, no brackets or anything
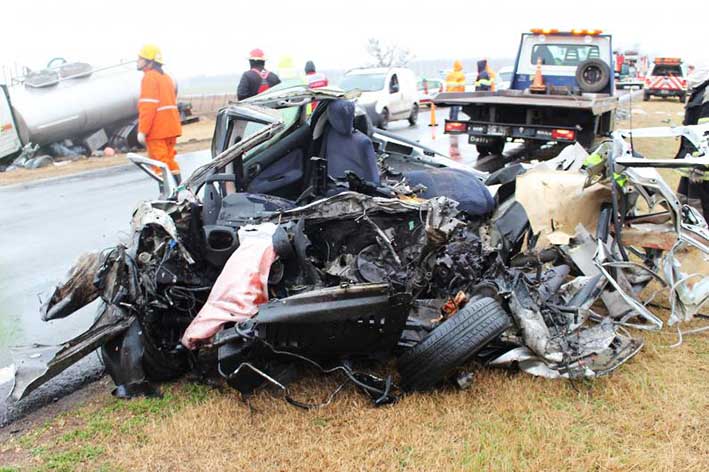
434,90,618,115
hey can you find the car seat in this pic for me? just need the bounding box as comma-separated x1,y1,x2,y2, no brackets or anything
321,100,380,186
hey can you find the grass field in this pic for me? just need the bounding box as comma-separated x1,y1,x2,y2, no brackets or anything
1,96,707,472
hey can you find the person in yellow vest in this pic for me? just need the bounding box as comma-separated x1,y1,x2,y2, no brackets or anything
445,60,466,120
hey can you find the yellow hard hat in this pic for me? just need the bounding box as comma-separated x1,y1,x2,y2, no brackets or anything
138,44,163,64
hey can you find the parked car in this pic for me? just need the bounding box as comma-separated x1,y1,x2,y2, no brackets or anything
644,57,687,101
340,67,419,129
417,77,444,105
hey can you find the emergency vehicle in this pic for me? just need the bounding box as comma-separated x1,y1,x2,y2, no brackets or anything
435,28,617,169
643,57,687,102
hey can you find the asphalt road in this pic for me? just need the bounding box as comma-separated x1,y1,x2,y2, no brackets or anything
0,153,210,425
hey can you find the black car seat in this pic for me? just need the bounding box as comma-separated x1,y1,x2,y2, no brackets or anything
321,100,380,186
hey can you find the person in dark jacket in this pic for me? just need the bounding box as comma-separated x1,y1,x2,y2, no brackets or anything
676,67,709,221
475,59,493,91
237,48,281,100
304,60,328,89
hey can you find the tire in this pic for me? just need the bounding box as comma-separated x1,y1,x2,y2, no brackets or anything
476,139,505,157
398,297,511,392
643,91,650,101
575,59,611,93
379,108,389,130
408,103,419,126
679,94,686,103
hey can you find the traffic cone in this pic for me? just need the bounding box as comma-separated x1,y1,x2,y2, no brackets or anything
530,57,546,94
429,102,438,127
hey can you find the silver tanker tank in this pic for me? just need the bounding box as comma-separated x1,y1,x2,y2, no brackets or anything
9,61,141,146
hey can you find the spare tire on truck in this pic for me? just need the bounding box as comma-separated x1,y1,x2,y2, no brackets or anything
575,59,611,93
398,297,511,392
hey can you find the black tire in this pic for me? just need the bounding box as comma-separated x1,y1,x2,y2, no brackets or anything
643,91,650,101
408,103,419,126
398,297,511,392
379,108,389,130
575,59,611,93
476,139,505,157
679,94,686,103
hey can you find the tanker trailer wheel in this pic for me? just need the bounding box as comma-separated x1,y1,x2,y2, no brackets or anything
398,297,511,392
575,59,611,93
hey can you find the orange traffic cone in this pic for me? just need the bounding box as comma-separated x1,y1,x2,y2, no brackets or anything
429,101,438,127
530,57,546,94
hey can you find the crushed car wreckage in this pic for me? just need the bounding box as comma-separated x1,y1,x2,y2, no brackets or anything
10,87,709,407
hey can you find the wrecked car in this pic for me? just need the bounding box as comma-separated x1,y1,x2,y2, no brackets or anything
10,87,708,407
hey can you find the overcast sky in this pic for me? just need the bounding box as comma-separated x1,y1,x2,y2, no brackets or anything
1,0,706,79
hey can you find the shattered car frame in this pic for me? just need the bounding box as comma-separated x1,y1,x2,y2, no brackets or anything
10,88,708,405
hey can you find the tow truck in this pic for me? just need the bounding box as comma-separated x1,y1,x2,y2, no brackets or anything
435,29,618,170
643,57,687,102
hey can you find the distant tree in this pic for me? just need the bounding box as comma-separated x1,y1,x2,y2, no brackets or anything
366,38,414,67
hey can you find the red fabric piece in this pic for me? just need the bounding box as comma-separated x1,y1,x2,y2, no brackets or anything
181,225,276,349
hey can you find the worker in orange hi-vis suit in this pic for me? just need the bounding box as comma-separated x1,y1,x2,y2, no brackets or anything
445,60,466,120
136,44,183,184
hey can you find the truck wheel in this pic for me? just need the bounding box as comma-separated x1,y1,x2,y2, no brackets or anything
679,94,686,103
575,59,611,93
398,297,511,392
408,103,419,126
643,91,650,101
476,139,505,157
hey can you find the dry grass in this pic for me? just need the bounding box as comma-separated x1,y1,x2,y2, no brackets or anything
616,96,686,188
1,311,707,472
2,97,707,472
0,118,214,187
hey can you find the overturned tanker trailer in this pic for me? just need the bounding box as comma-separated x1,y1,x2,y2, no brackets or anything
9,88,708,407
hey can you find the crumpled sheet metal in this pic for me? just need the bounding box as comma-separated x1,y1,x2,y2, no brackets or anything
264,191,449,224
10,304,134,400
181,223,277,349
41,251,101,321
131,201,195,264
492,320,643,379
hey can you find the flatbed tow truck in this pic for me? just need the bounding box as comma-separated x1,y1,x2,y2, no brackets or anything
435,29,618,171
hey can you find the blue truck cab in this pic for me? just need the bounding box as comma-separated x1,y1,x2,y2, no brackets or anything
435,29,619,170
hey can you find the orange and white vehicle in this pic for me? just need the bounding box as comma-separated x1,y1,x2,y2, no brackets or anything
644,57,687,102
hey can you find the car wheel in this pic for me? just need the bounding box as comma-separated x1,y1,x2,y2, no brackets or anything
398,297,511,392
679,94,686,103
408,104,419,126
643,92,650,102
379,108,389,129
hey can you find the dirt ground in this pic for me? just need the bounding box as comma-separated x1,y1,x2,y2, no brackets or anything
2,97,707,472
0,118,215,187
